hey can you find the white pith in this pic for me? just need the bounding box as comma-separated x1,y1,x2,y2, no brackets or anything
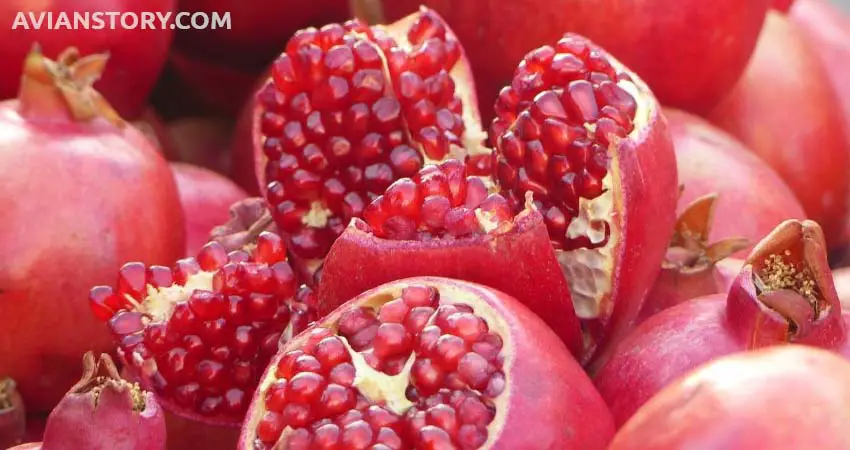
130,271,215,323
556,75,651,320
301,201,333,228
249,279,513,448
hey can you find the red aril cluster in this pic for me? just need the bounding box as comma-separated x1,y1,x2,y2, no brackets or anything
89,232,317,426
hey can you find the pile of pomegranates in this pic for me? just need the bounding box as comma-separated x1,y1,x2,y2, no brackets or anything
2,0,850,448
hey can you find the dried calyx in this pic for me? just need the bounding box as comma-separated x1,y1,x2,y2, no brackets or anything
74,353,146,412
210,198,277,253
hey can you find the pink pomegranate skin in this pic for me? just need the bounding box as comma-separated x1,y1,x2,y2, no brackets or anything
0,1,175,119
708,12,850,248
0,53,185,411
666,108,806,257
383,0,770,118
170,162,248,256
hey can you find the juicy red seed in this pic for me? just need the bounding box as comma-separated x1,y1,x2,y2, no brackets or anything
341,420,373,448
314,337,351,368
419,425,454,449
287,372,326,403
89,286,117,321
117,262,147,298
411,358,445,396
258,411,285,443
197,242,228,271
378,299,409,323
188,290,226,320
457,424,488,448
318,384,356,416
314,423,342,448
443,313,488,342
329,363,356,387
373,323,412,358
403,286,439,307
434,335,467,370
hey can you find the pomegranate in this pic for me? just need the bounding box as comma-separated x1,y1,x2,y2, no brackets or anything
89,231,318,449
239,277,615,449
383,0,770,117
318,160,583,356
707,12,850,247
775,0,797,11
175,0,349,69
609,346,850,450
168,49,264,116
666,108,807,257
9,353,166,450
594,219,850,426
0,1,174,119
168,117,234,174
0,48,184,411
488,33,678,363
0,378,25,448
133,108,179,161
638,194,748,323
233,8,491,279
170,162,249,256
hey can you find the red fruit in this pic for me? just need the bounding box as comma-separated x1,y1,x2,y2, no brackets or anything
232,8,490,278
489,34,678,363
774,0,797,11
594,219,850,426
383,0,769,116
239,277,614,449
168,117,234,175
133,108,179,161
168,50,264,116
0,48,185,411
638,195,748,322
666,108,807,257
318,159,583,356
707,12,850,247
609,346,850,450
9,353,166,450
89,232,316,449
175,0,349,68
0,379,25,448
0,1,174,119
170,162,249,256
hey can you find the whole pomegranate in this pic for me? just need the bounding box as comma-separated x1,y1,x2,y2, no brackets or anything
383,0,770,116
0,1,174,119
239,277,615,449
637,194,747,323
319,160,584,357
488,33,678,364
170,162,249,256
609,346,850,450
708,12,850,247
9,353,166,450
232,8,491,279
594,219,850,426
0,48,185,411
89,232,318,449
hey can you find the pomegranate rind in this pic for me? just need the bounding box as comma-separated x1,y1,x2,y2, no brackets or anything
608,346,850,450
239,277,613,449
318,204,583,357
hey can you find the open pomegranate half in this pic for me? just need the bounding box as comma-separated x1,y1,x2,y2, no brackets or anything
318,159,583,356
232,7,490,279
88,232,318,448
488,33,678,363
594,219,850,426
239,277,614,449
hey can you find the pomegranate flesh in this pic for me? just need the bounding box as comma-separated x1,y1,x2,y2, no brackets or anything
239,277,614,449
0,1,174,119
89,232,317,449
489,33,678,363
707,12,850,247
10,353,166,450
638,194,748,322
594,219,850,426
318,159,582,356
170,162,249,256
383,0,770,117
234,8,490,279
0,47,184,411
609,346,850,450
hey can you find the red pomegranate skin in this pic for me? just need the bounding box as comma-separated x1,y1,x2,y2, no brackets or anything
383,0,770,118
170,162,248,256
608,345,850,450
666,108,806,257
0,62,185,410
594,220,850,426
0,1,174,119
708,12,850,248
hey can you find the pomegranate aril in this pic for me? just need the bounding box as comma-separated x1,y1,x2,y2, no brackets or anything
314,423,342,448
329,363,356,386
341,420,373,449
457,424,488,449
434,334,467,370
411,358,445,396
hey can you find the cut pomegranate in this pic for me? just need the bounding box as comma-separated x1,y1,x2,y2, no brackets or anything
0,378,25,449
489,33,678,363
666,108,807,258
240,277,614,449
594,219,850,426
232,7,489,279
609,346,850,450
9,353,166,450
638,194,748,322
318,159,583,356
89,232,317,448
